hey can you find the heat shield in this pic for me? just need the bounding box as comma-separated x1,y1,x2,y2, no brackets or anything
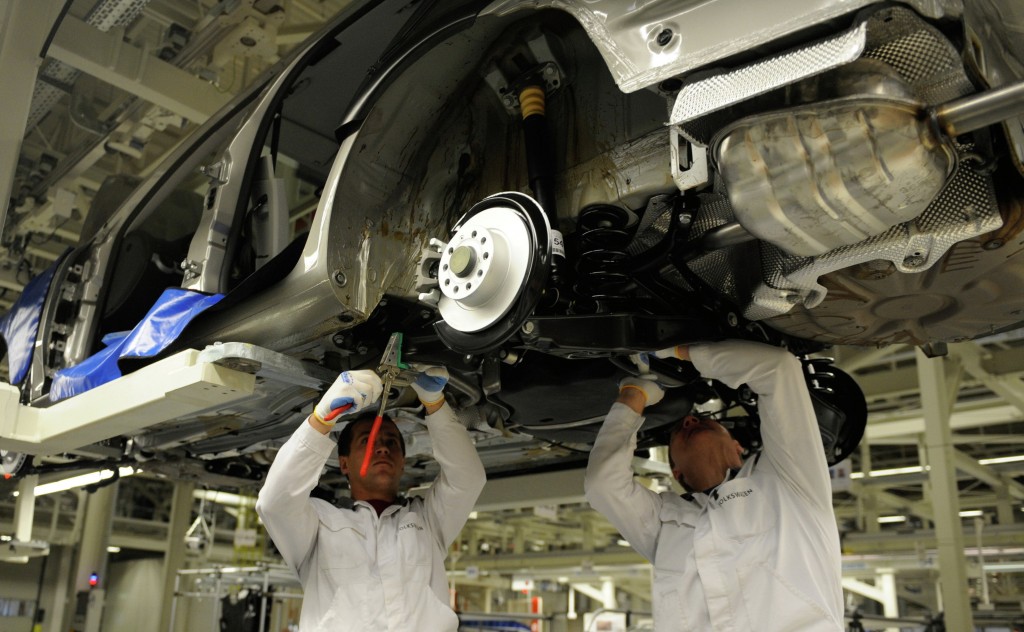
714,97,954,257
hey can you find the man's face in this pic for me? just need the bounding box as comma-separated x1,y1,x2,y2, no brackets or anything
669,415,743,491
339,419,406,501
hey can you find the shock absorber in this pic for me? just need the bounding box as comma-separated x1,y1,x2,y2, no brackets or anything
573,204,633,310
519,84,566,288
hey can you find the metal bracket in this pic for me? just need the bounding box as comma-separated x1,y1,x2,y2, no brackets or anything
0,539,50,561
415,238,445,307
0,349,257,455
669,127,709,193
199,160,229,185
483,31,566,116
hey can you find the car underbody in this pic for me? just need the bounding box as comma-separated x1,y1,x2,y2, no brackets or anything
2,0,1023,494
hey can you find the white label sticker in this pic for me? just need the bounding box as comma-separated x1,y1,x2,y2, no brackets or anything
551,229,565,259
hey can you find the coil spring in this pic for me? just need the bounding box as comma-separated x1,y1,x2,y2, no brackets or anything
574,204,633,305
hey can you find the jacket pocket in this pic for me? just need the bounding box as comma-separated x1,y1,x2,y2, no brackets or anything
319,523,370,582
738,561,838,630
409,582,460,631
654,502,697,574
653,581,690,632
321,567,371,628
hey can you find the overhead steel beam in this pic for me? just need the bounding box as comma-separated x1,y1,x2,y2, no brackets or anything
842,578,888,604
0,0,68,242
0,266,26,293
459,547,646,573
952,449,1024,501
843,344,1024,408
850,482,933,522
48,15,231,124
865,403,1021,443
952,342,1024,417
842,523,1024,555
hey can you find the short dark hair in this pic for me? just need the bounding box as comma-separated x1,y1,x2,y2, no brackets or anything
336,417,406,456
666,415,727,493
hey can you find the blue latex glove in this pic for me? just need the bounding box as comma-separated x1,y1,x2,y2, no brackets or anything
410,365,449,406
312,370,383,425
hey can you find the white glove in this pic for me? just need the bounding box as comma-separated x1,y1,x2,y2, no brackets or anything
312,370,383,424
410,365,449,406
629,352,652,374
619,376,664,408
653,345,687,360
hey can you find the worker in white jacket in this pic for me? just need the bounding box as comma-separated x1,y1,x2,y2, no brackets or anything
256,367,485,632
585,340,844,632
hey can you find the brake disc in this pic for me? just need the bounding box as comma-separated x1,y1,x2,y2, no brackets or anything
434,192,552,354
1,450,27,479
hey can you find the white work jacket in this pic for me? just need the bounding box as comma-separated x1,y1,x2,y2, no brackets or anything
585,340,844,632
256,403,485,632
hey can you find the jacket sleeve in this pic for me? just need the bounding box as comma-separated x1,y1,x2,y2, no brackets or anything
688,340,832,510
420,402,486,549
584,402,663,561
255,421,335,572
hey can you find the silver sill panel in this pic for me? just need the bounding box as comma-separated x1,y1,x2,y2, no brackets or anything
484,0,960,93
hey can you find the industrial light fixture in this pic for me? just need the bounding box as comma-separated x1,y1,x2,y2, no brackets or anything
192,489,255,507
851,465,927,479
850,453,1024,479
978,454,1024,465
983,562,1024,572
106,546,121,553
879,510,984,523
32,466,138,497
876,515,907,524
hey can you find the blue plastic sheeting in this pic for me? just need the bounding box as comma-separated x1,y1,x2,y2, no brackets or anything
50,288,223,401
0,259,63,385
